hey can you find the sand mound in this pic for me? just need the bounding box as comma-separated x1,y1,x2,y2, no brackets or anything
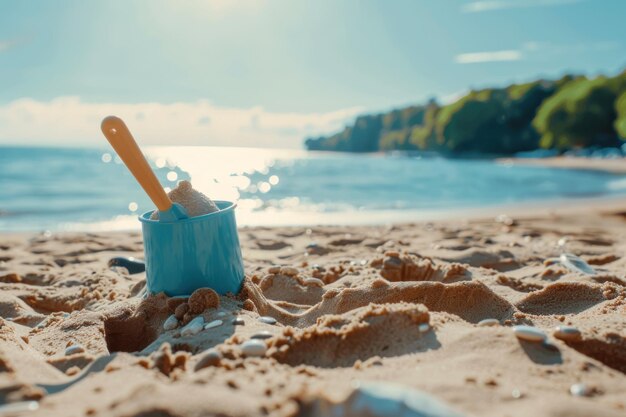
516,282,617,315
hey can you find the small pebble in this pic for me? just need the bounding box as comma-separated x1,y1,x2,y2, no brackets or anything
232,317,245,326
163,315,179,331
477,319,499,327
280,266,299,276
216,311,227,317
241,339,267,357
65,345,85,356
511,389,522,399
418,323,430,333
513,325,546,343
258,316,277,325
251,331,273,340
302,278,325,287
194,349,222,371
204,319,223,330
496,214,515,226
570,383,591,397
554,326,582,342
181,316,204,337
268,266,281,274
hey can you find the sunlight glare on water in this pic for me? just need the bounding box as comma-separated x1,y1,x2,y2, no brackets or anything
144,146,309,220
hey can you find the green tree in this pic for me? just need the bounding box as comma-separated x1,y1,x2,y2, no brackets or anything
616,91,626,139
533,76,621,150
434,81,554,154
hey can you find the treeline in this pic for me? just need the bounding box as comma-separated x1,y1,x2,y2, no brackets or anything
305,70,626,155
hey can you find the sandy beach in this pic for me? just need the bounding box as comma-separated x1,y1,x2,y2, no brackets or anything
501,156,626,175
1,201,626,417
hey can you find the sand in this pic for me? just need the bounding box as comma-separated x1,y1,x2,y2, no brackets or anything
150,180,218,220
501,156,626,175
1,207,626,416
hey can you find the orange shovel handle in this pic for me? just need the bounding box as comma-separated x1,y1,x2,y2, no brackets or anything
100,116,173,212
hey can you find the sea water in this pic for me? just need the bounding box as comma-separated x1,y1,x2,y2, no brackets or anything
1,145,626,231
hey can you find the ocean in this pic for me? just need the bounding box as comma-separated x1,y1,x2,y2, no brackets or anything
1,146,626,232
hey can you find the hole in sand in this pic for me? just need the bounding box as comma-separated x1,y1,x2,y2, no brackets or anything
271,312,441,368
567,339,626,374
171,343,193,353
104,313,157,353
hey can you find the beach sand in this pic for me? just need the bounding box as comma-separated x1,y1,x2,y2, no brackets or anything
1,206,626,416
502,156,626,174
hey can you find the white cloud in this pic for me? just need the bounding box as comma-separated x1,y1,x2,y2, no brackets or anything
455,49,522,64
462,0,584,13
0,97,363,148
455,39,620,64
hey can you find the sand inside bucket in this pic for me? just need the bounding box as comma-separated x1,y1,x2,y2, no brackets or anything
150,180,219,220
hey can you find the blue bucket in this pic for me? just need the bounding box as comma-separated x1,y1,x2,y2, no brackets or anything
138,200,245,296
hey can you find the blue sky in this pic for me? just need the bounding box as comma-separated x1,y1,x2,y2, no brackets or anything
0,0,625,147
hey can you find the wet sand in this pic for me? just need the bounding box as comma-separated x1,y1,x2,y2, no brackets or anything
1,206,626,416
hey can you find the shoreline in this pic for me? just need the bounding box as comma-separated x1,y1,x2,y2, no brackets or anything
500,156,626,175
4,193,626,234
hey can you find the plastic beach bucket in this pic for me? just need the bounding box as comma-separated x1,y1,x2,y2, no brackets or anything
138,200,245,296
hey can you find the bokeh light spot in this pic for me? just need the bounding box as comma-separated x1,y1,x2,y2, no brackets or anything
167,171,178,182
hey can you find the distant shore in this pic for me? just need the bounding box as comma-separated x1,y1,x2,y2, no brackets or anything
501,156,626,175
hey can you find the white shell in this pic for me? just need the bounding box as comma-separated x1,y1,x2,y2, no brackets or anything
241,339,267,357
0,401,39,414
310,382,465,417
65,345,85,356
570,383,591,397
559,253,595,275
513,325,546,343
204,319,223,330
251,331,273,340
258,316,277,325
181,316,204,337
163,315,179,331
477,319,499,327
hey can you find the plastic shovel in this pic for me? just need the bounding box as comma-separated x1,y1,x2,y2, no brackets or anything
100,116,188,222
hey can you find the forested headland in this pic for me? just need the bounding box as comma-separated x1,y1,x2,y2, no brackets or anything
305,70,626,155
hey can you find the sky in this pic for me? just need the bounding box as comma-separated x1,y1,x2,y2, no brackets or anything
0,0,625,148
